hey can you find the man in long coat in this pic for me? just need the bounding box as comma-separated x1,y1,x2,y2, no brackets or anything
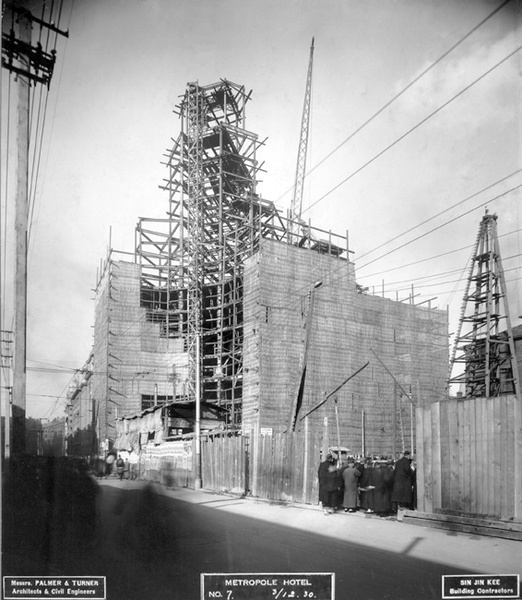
372,461,393,516
342,459,361,512
392,450,414,509
359,458,375,513
318,455,342,515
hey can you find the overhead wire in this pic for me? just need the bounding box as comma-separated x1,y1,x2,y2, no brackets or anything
357,169,522,262
24,1,519,416
275,0,513,207
43,378,72,419
65,33,521,417
386,272,521,300
378,263,521,294
304,45,522,215
247,3,522,365
28,0,71,251
255,193,521,350
253,174,521,340
356,183,522,271
361,227,522,279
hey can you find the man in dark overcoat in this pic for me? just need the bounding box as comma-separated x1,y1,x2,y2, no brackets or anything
392,450,414,509
318,454,342,514
372,461,393,516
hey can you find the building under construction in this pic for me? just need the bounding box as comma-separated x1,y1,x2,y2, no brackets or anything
67,80,448,459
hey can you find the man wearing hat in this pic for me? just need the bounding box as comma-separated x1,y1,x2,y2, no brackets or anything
391,450,414,510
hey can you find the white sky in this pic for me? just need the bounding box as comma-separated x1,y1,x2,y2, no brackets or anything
1,0,521,419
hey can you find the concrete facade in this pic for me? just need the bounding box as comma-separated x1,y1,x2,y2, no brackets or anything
67,259,188,455
69,241,448,458
243,239,448,456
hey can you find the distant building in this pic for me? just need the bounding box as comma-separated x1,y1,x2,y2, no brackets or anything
42,418,66,456
24,417,65,456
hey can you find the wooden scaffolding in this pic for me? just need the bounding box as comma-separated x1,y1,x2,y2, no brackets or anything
135,80,350,425
449,210,520,398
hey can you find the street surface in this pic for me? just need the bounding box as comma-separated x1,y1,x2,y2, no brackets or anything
87,480,522,599
4,476,521,600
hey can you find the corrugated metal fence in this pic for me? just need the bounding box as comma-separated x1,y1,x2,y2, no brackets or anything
416,394,522,520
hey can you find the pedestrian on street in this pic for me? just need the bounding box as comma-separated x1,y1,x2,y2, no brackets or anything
371,460,393,516
342,458,361,513
128,451,139,480
318,454,342,515
116,454,125,481
105,453,115,478
392,450,414,510
94,455,106,479
359,458,376,513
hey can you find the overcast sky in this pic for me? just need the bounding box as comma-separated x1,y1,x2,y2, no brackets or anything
2,0,521,419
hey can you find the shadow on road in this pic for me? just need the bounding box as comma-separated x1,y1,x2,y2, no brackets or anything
3,458,484,600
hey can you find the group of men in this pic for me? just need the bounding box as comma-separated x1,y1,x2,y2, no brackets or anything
318,450,415,516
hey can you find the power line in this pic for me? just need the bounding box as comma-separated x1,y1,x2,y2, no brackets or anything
361,227,522,279
362,253,521,288
254,195,520,349
304,45,522,215
28,0,73,253
275,0,513,207
357,170,522,262
252,183,521,342
377,264,521,294
357,184,522,271
385,271,521,298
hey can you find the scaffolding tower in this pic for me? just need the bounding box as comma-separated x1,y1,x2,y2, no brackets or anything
449,211,520,398
134,79,350,425
136,81,284,423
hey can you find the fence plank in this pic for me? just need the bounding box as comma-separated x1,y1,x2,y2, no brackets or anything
475,398,484,515
485,399,495,515
481,399,489,515
468,399,477,514
490,398,500,515
423,406,433,513
506,396,515,517
462,400,471,513
415,407,425,512
458,401,466,512
448,400,459,511
513,392,522,518
431,402,441,510
500,396,508,518
440,400,450,509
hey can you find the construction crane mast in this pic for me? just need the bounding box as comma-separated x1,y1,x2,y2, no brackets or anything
290,37,315,240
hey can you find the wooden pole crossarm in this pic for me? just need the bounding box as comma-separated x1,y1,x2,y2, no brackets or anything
4,2,70,36
299,361,369,420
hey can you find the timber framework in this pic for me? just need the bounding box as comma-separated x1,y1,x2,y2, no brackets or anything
135,79,349,426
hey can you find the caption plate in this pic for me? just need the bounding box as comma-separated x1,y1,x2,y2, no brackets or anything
201,573,335,600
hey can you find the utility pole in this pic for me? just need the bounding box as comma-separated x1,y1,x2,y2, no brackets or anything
2,1,69,455
1,330,14,458
10,4,31,456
